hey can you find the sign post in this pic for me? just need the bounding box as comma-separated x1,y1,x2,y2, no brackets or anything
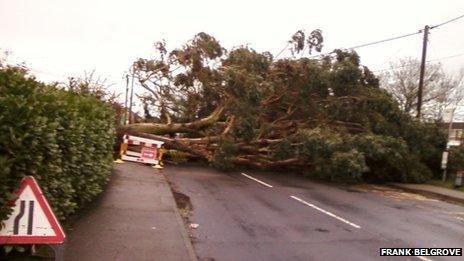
0,176,66,260
441,150,449,181
456,170,463,187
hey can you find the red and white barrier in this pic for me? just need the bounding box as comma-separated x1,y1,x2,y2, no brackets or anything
119,135,164,165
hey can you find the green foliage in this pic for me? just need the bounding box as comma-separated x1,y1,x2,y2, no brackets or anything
230,116,257,144
211,139,238,171
447,146,464,176
0,68,115,223
288,29,323,55
403,155,433,183
400,121,446,177
270,139,293,160
224,48,272,76
328,149,367,183
351,134,408,182
296,128,342,161
164,150,190,164
132,32,448,184
291,128,367,183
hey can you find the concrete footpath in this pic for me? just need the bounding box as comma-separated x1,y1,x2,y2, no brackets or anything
65,162,197,261
391,183,464,204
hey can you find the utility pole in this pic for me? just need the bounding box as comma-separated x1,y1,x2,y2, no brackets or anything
416,25,430,119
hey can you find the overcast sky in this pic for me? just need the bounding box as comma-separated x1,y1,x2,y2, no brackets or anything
1,0,463,97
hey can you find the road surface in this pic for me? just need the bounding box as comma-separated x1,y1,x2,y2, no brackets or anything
165,164,464,261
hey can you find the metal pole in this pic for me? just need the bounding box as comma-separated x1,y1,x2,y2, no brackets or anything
129,73,135,124
443,108,455,181
124,74,129,125
50,244,65,261
416,25,429,119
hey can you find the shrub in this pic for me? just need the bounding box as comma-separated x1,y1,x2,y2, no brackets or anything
400,121,446,178
447,146,464,178
0,68,115,223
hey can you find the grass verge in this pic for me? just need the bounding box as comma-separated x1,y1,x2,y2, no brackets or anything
427,179,464,192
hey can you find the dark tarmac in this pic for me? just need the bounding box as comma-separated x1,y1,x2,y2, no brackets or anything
165,165,464,261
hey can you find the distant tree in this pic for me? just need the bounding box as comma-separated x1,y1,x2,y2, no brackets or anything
66,70,110,99
380,57,464,121
64,70,125,126
0,50,8,67
0,50,28,75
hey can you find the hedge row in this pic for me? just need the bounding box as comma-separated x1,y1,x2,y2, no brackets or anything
0,67,115,222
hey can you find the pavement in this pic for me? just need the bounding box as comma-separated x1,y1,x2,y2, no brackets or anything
64,162,196,261
165,164,464,261
390,183,464,205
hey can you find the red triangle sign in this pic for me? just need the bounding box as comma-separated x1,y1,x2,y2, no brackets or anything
0,176,66,244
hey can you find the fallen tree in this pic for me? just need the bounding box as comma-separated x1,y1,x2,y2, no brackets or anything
122,31,446,183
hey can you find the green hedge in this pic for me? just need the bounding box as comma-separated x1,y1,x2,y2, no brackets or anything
447,146,464,177
0,68,115,222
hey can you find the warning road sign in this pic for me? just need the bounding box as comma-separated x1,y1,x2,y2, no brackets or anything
0,176,65,244
141,147,157,160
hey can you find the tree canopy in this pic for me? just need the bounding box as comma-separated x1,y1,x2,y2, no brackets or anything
124,31,446,183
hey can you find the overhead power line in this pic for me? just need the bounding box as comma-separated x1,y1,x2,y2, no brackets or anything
372,52,464,73
275,12,464,59
275,43,290,59
431,13,464,29
348,31,421,50
345,13,464,52
428,52,464,62
308,31,422,58
348,13,464,52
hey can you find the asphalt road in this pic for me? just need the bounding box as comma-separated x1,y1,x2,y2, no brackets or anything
165,164,464,261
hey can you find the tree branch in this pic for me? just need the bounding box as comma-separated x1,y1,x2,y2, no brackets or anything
124,105,225,135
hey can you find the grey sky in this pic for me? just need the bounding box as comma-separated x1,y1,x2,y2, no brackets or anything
1,0,463,96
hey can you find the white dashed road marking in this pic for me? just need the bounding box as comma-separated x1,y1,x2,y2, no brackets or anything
290,195,361,229
241,173,273,188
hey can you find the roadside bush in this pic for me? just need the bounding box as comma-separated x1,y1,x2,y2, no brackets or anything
0,68,115,223
400,121,446,178
447,146,464,177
